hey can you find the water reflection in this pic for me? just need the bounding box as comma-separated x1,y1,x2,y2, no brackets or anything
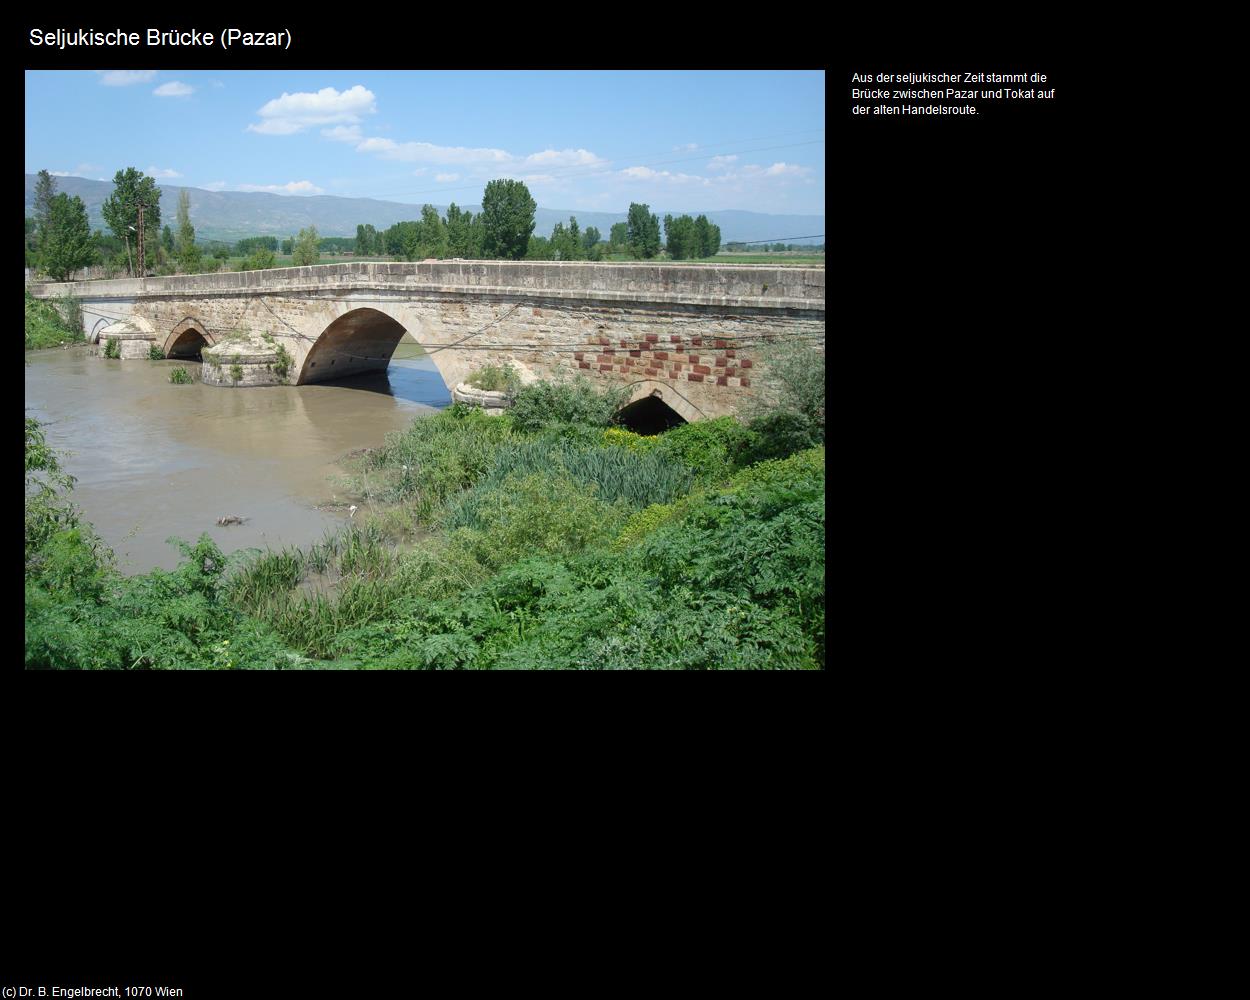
24,345,450,573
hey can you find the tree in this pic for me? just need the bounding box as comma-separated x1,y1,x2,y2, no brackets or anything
33,170,57,232
549,217,584,261
40,193,95,281
627,203,661,259
175,190,201,273
419,204,448,259
609,222,628,250
101,168,161,276
582,226,601,253
664,214,700,260
694,215,720,257
480,179,536,260
445,204,474,257
292,226,320,266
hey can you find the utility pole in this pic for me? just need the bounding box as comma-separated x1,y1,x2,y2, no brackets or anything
137,202,146,278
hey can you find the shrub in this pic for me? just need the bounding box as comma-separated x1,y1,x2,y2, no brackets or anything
509,375,633,432
103,337,120,359
466,362,522,395
651,416,758,481
169,367,193,384
24,292,85,350
229,364,243,384
271,344,293,381
743,410,822,465
148,344,165,360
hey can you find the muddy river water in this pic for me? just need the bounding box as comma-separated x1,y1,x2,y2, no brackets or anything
25,338,449,572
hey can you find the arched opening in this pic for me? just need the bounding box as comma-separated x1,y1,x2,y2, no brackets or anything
299,308,452,408
167,328,210,360
164,319,214,360
615,393,688,435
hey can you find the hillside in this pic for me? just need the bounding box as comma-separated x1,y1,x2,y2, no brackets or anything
24,174,824,247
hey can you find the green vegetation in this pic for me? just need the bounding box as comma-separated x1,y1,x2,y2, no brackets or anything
480,179,537,260
103,337,120,359
148,344,165,360
627,202,662,259
25,292,85,350
292,226,320,266
101,167,161,276
465,363,521,395
663,214,722,260
229,364,243,384
175,189,202,274
169,367,194,384
25,344,825,669
508,375,633,433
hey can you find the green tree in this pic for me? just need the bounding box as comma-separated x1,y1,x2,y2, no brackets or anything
582,226,601,253
664,214,701,260
609,222,628,250
480,179,537,260
419,204,448,258
694,215,720,257
101,168,161,276
445,204,473,257
40,193,95,281
627,203,661,259
175,190,202,273
161,225,175,255
292,226,320,266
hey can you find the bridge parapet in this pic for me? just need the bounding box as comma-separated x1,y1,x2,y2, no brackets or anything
28,260,824,310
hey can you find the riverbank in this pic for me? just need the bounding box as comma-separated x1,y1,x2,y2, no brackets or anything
25,290,84,349
25,371,826,668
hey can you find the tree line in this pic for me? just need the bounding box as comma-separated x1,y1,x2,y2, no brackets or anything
28,169,734,281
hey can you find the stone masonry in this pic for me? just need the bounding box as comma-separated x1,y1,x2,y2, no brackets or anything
29,261,825,421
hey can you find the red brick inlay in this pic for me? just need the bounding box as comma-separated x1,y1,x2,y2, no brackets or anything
579,361,590,369
653,351,668,361
740,359,753,369
693,364,712,375
599,364,613,372
688,373,704,383
716,376,728,386
739,377,750,387
629,350,641,358
645,334,659,342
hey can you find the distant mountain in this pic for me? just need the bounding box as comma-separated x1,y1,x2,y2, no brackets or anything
24,174,824,247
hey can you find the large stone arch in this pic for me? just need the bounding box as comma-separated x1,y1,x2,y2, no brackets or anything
296,305,456,388
618,379,707,424
163,317,216,359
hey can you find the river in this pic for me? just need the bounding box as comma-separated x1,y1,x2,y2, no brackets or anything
24,338,450,573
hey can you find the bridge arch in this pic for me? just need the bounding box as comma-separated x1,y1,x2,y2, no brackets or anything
297,306,426,385
163,318,216,359
615,379,706,430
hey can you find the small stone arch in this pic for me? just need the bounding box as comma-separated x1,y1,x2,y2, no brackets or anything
616,379,706,427
163,318,216,359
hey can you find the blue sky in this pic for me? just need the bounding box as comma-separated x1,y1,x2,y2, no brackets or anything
25,70,825,216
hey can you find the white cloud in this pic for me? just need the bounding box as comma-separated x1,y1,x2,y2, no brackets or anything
764,161,810,176
203,181,228,191
522,148,606,168
50,171,72,177
619,166,709,185
99,70,156,87
322,125,362,143
674,143,699,152
146,166,182,178
75,162,102,174
154,82,194,97
356,137,511,165
248,85,376,135
708,155,738,170
235,180,325,195
435,173,460,183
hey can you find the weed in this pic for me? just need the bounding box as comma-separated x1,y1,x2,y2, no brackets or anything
229,364,243,384
103,337,120,359
148,344,165,360
169,367,193,384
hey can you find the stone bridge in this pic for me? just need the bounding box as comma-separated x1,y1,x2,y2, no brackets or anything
28,260,824,422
